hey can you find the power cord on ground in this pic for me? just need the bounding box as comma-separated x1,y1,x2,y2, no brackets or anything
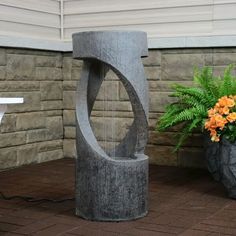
0,191,75,203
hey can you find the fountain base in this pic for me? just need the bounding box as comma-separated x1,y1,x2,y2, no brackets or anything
75,154,148,221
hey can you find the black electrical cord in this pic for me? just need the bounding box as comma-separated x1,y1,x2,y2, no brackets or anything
0,191,75,203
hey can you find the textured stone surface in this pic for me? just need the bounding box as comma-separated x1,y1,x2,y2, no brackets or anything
145,66,161,80
161,53,206,80
62,47,236,169
0,81,40,92
145,145,177,166
63,139,76,158
38,140,63,152
213,53,236,66
16,143,63,167
0,66,6,79
0,49,64,170
96,80,119,101
6,54,35,80
41,100,62,110
0,114,16,133
90,116,132,142
0,49,6,66
26,129,47,143
142,50,161,66
40,81,62,100
35,67,62,81
16,112,45,130
63,91,76,109
63,110,75,126
149,91,175,112
219,138,236,199
1,46,236,170
38,149,63,162
204,134,221,181
63,81,76,90
7,92,41,113
35,55,62,67
93,100,132,111
119,81,129,101
0,147,17,169
17,144,39,165
64,126,76,139
0,132,26,148
73,31,149,221
46,116,63,140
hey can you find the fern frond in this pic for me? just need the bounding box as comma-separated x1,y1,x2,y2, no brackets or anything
156,64,236,151
218,65,236,97
169,105,206,126
174,118,202,151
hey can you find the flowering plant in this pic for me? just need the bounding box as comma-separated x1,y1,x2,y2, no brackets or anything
205,95,236,142
157,65,236,151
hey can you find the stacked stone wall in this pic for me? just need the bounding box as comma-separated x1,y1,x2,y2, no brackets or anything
62,48,236,168
0,49,63,169
1,47,236,169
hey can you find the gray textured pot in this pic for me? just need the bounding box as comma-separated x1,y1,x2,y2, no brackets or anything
72,31,149,221
219,137,236,199
203,133,221,181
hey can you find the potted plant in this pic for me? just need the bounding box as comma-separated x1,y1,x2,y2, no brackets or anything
157,65,236,198
204,95,236,198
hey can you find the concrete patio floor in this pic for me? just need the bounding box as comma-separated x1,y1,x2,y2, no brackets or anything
0,158,235,236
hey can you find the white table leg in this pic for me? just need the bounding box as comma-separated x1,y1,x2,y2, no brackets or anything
0,104,7,124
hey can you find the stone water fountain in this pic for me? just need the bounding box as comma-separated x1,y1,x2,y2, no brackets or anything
72,31,149,221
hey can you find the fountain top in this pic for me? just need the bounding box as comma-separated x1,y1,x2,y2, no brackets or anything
72,30,148,59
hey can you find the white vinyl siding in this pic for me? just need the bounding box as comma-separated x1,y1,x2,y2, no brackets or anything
213,2,236,35
0,0,235,50
63,0,236,40
0,0,60,40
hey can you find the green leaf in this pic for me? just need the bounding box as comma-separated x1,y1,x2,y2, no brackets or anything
156,64,236,151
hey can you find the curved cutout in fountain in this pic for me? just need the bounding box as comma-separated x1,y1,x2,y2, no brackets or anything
73,31,149,221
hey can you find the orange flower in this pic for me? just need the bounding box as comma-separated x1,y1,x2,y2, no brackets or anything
229,95,236,100
205,95,236,142
210,129,217,137
214,114,227,129
218,96,235,108
208,108,217,117
227,112,236,123
211,135,220,142
214,102,220,109
218,106,230,115
205,117,217,129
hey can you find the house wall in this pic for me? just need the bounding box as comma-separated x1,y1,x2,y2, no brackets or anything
0,0,61,40
0,0,236,49
63,0,236,39
0,47,236,170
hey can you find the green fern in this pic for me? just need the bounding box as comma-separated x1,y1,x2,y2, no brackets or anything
156,64,236,151
218,64,236,97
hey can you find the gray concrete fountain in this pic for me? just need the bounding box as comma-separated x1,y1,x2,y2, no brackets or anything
72,31,149,221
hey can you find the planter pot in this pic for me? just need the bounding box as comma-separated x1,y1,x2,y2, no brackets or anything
203,134,221,181
219,138,236,199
